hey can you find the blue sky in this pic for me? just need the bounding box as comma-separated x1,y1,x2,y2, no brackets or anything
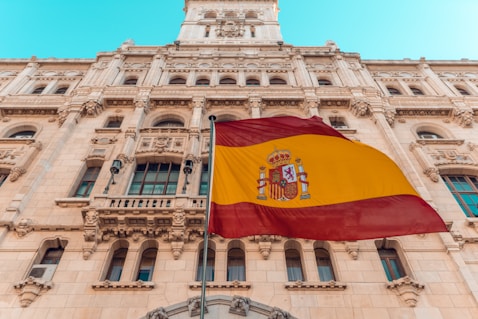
0,0,477,60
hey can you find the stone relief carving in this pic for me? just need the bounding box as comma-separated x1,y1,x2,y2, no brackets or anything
229,295,251,316
15,218,33,237
146,307,169,319
350,99,370,117
14,276,52,307
248,235,281,260
269,307,292,319
188,296,206,317
386,276,424,307
453,108,474,127
82,100,103,117
345,241,359,260
384,108,397,127
216,20,245,38
82,209,102,260
9,167,26,182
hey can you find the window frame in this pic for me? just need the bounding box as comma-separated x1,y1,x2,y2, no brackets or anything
105,247,128,281
285,248,304,281
128,162,180,196
378,248,406,281
315,248,336,281
227,247,245,281
442,175,478,217
74,166,101,198
136,248,158,281
196,247,215,282
387,87,402,95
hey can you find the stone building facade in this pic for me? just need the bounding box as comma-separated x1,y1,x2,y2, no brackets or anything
0,0,478,318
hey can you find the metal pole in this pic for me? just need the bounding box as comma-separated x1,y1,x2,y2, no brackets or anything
200,115,216,319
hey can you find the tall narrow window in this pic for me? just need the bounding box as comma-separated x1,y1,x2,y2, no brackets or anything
28,239,67,281
285,249,304,281
106,248,128,281
136,248,158,281
205,25,210,37
227,248,245,281
196,248,215,281
128,162,180,195
378,248,405,281
199,164,209,195
250,25,256,38
315,248,335,281
442,175,478,217
74,166,101,197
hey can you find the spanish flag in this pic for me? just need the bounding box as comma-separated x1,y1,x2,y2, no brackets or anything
208,116,447,241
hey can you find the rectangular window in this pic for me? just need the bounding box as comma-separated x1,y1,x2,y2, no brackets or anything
74,167,101,197
105,117,123,128
199,164,209,195
129,162,180,196
443,175,478,217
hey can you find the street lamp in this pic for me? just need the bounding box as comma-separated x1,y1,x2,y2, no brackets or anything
103,159,122,194
182,159,194,194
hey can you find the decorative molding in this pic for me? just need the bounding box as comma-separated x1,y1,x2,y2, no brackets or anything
453,108,474,128
91,280,154,290
345,241,359,260
285,280,347,291
9,166,26,182
384,108,397,127
269,307,293,319
229,295,251,316
395,108,453,117
82,100,103,117
14,277,52,307
188,296,206,317
350,99,371,117
54,198,90,208
386,276,424,307
14,218,33,237
248,235,281,260
189,281,251,290
145,307,169,319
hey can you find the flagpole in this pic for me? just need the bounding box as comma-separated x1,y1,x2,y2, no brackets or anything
200,115,216,319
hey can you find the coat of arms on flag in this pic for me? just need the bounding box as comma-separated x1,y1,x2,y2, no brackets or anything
257,149,310,201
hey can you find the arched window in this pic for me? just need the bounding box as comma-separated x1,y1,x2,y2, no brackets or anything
410,87,424,95
315,248,335,281
442,175,478,217
106,247,128,281
54,86,69,94
8,130,36,138
417,130,443,139
387,87,402,95
136,248,158,281
270,78,287,85
196,78,210,86
31,86,46,94
169,77,187,85
456,87,470,96
124,78,138,85
246,78,260,86
378,248,405,281
318,79,332,86
227,247,245,281
285,248,304,281
196,247,215,281
27,239,67,281
219,77,236,85
153,119,184,128
128,162,180,195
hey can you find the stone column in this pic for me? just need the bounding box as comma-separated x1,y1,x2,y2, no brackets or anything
142,54,166,86
98,54,124,86
291,55,312,88
418,63,455,96
333,54,360,87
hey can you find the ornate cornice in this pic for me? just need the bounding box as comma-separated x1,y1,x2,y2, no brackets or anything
285,280,347,291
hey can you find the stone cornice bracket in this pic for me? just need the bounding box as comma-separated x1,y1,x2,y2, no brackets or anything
248,97,263,113
468,142,478,152
146,307,169,319
14,218,33,237
9,166,26,182
302,98,319,114
350,99,371,117
229,295,251,316
345,241,359,260
453,108,474,128
82,207,102,260
466,218,478,233
57,107,70,127
14,276,53,307
134,98,151,113
248,235,281,260
188,296,206,317
125,127,137,140
384,107,397,127
192,97,205,110
269,307,293,319
386,276,424,307
82,99,104,117
117,153,134,165
409,142,440,183
166,210,187,260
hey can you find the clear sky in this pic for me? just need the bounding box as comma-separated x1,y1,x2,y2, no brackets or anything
0,0,477,60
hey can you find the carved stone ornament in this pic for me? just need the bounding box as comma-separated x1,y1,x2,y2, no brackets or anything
216,20,245,38
57,107,69,127
345,241,359,260
82,100,103,117
248,235,281,260
9,166,26,182
188,296,206,317
386,276,424,307
350,99,371,117
384,108,397,127
423,167,440,183
14,276,53,307
82,208,102,260
146,307,169,319
229,295,251,316
15,218,33,237
453,108,474,127
269,307,292,319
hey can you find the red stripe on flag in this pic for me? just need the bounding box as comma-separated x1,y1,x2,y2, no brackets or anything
208,195,447,241
215,116,346,147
